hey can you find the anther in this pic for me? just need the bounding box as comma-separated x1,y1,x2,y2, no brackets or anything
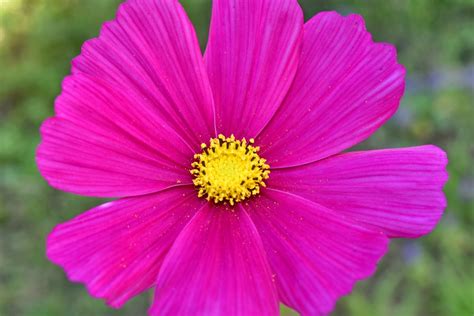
190,135,270,206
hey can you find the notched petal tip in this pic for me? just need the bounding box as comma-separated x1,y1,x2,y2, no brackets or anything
259,9,407,167
46,188,201,309
270,145,449,240
205,0,304,138
246,189,390,315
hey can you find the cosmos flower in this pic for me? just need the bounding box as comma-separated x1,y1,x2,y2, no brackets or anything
36,0,448,315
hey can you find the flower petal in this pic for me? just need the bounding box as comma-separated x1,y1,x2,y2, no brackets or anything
204,0,303,138
72,0,215,148
47,186,203,308
37,75,193,198
269,146,448,238
151,204,279,316
258,12,405,167
245,189,388,316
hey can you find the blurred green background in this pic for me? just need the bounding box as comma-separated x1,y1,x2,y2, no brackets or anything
0,0,473,315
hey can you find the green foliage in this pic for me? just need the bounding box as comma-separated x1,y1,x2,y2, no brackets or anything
0,0,473,315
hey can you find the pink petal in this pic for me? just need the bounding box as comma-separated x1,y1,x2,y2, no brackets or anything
269,146,448,238
72,0,215,149
204,0,303,138
37,75,193,197
245,189,389,316
47,186,203,308
258,12,405,167
150,204,279,316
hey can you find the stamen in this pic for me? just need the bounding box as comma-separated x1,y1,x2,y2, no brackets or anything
190,134,270,206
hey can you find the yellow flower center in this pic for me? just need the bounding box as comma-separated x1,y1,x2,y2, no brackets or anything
191,134,270,206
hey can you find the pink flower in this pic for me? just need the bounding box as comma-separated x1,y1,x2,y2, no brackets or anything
36,0,448,315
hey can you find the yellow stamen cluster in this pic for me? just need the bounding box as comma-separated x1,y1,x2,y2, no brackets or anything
191,134,270,206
